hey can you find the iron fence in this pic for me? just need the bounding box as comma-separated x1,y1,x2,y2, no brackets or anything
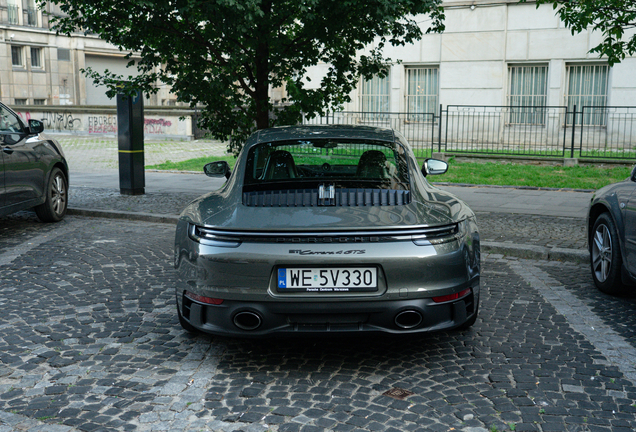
302,106,636,160
442,105,570,157
303,111,436,156
578,107,636,159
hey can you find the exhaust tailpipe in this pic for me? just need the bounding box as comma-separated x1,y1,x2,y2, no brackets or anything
395,310,423,329
233,311,262,331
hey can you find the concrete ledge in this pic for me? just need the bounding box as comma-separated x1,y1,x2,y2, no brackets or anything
482,242,549,260
68,207,179,225
482,242,589,263
549,247,589,264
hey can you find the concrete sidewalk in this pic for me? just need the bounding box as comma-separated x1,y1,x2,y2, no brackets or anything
68,170,591,263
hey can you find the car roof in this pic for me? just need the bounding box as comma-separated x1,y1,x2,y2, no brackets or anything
249,125,396,146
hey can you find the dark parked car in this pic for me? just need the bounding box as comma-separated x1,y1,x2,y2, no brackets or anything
174,125,480,337
588,165,636,295
0,102,68,222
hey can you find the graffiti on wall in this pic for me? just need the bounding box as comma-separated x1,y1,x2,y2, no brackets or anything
41,112,82,131
144,118,172,134
16,111,82,131
88,115,117,134
16,111,174,135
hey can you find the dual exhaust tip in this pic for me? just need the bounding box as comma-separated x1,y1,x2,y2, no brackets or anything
233,309,423,331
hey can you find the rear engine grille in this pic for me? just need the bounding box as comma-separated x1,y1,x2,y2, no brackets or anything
190,223,461,244
243,188,410,207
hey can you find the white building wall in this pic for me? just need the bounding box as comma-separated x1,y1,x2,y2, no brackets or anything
319,0,636,113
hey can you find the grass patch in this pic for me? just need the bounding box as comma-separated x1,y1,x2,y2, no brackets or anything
436,160,632,190
146,154,632,190
147,156,237,172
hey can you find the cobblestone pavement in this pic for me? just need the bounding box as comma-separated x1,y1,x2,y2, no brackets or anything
1,215,634,432
56,135,228,173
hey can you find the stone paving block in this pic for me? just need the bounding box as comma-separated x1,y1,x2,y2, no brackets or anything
1,217,635,432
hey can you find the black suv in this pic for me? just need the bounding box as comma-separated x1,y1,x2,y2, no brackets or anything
0,102,69,222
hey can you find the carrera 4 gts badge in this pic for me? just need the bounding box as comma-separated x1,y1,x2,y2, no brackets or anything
289,249,366,255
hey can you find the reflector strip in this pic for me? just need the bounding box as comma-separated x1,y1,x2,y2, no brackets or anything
432,288,471,304
185,291,224,305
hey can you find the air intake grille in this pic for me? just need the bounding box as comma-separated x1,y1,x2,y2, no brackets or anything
243,188,410,207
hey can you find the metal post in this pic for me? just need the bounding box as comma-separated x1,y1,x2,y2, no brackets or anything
117,91,145,195
438,104,443,153
571,104,576,159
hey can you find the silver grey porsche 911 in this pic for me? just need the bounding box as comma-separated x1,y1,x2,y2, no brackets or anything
174,125,480,337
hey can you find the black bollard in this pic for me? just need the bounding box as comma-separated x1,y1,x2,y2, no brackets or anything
117,92,145,195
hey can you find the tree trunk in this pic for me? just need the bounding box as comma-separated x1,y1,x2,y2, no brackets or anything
254,1,272,130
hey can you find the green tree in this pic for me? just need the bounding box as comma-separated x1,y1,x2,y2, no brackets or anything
528,0,636,66
43,0,444,153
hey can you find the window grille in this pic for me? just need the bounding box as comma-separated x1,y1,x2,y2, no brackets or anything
7,3,19,25
507,65,548,125
11,46,23,67
405,67,438,118
361,74,390,118
31,47,42,68
566,64,609,126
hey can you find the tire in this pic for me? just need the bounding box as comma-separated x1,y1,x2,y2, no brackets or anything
177,296,198,334
35,167,67,222
590,212,630,295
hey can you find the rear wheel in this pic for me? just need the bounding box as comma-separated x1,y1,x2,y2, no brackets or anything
35,167,67,222
590,213,630,295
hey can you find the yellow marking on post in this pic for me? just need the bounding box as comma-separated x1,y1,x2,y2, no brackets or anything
118,150,144,153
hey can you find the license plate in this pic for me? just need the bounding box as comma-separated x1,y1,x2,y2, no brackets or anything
277,267,377,292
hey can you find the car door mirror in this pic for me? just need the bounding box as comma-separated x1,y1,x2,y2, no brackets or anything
28,119,44,134
422,158,448,177
204,161,231,179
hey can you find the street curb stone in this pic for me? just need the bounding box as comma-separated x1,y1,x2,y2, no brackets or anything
481,241,588,263
67,207,179,224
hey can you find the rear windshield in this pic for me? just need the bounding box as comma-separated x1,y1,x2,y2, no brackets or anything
243,139,410,192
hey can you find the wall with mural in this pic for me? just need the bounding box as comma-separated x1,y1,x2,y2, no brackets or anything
12,107,195,140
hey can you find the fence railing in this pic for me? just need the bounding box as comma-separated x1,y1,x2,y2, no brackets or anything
304,106,636,160
303,111,436,157
578,107,636,159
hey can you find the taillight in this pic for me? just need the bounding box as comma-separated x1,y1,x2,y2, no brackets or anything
432,288,471,303
185,291,224,305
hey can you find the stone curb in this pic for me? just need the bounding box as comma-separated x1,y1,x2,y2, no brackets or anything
67,207,179,224
482,241,589,263
68,207,589,264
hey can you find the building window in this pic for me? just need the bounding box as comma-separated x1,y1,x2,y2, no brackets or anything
507,64,548,125
31,47,42,68
33,99,47,105
406,67,438,117
11,46,24,67
566,64,609,126
361,73,390,116
26,0,38,26
14,99,27,105
7,1,20,25
57,48,71,61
